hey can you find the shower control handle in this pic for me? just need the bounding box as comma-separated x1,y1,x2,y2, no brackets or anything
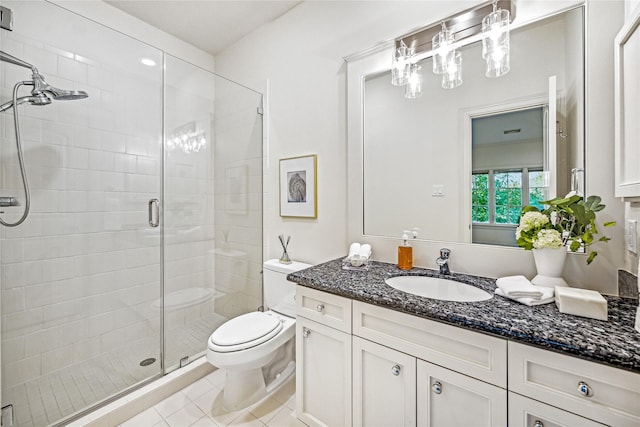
0,197,19,207
148,198,159,227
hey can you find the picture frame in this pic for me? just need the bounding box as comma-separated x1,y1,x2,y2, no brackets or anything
279,154,317,218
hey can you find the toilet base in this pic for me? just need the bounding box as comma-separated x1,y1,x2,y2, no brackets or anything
222,368,268,411
219,339,295,411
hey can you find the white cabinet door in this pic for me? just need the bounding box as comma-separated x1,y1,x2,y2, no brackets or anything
295,317,351,427
508,392,605,427
417,359,507,427
353,336,416,427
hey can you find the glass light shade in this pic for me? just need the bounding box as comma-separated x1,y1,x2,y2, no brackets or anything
405,63,423,99
441,51,462,89
391,42,413,86
482,8,510,60
432,28,454,74
485,48,510,77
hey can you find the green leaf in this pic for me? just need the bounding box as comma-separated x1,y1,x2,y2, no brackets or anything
586,251,598,265
604,221,616,227
599,236,611,242
569,240,582,252
585,195,601,209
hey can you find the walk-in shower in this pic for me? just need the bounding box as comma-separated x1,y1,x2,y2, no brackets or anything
0,50,88,227
0,1,263,426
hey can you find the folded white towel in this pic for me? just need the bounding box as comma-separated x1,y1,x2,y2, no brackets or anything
496,275,544,299
495,288,555,306
348,243,361,258
358,244,372,259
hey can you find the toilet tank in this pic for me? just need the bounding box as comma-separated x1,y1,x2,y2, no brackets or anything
263,259,312,317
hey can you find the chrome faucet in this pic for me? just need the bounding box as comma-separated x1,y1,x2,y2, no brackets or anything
436,248,451,275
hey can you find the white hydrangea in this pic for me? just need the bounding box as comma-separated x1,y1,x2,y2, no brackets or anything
518,211,549,232
533,229,563,249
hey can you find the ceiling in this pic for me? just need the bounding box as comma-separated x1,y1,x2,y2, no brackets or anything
106,0,303,55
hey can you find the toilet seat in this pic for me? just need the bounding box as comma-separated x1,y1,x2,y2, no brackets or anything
209,312,283,353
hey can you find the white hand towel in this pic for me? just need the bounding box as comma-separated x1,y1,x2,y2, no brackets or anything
496,275,544,299
348,243,361,258
358,244,372,259
495,288,555,306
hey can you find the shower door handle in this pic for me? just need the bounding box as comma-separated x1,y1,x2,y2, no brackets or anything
148,198,159,227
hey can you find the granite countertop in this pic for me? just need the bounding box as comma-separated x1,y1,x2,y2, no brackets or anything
288,258,640,374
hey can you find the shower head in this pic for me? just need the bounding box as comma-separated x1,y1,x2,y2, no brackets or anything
0,50,89,107
31,72,88,101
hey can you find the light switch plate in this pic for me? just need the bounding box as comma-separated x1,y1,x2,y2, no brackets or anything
432,185,445,197
626,219,637,254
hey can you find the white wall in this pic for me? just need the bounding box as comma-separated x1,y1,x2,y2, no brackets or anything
217,0,626,294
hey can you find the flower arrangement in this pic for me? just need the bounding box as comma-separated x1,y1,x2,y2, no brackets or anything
516,195,616,264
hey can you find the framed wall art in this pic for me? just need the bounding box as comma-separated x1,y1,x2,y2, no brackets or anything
279,154,317,218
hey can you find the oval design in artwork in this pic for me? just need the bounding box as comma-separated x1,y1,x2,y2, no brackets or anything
288,172,307,202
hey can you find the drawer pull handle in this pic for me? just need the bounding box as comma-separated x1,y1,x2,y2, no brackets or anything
302,327,311,338
577,381,592,397
391,365,401,376
316,304,325,312
432,381,442,394
533,421,544,427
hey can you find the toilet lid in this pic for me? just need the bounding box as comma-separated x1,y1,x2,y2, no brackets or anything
209,312,283,353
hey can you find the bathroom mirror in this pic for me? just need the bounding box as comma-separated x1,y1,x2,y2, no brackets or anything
362,6,584,246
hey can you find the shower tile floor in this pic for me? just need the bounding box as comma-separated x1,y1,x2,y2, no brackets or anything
118,370,305,427
3,314,226,427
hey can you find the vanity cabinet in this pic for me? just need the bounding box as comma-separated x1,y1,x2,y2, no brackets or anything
353,336,416,427
295,285,640,427
295,287,352,427
352,300,507,427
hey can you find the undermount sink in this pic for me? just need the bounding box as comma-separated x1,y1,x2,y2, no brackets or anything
385,275,492,302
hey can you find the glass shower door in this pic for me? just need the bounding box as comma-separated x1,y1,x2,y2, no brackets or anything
0,1,163,425
163,55,263,369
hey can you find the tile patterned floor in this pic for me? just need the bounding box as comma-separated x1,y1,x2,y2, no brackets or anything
118,370,306,427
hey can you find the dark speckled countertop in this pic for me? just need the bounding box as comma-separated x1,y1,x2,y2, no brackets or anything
288,258,640,374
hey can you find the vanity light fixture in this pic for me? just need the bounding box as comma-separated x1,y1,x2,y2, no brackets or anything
391,40,414,86
441,50,462,89
482,0,511,77
432,22,454,75
405,63,423,98
390,0,514,95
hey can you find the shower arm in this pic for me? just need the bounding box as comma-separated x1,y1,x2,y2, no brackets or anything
0,50,37,72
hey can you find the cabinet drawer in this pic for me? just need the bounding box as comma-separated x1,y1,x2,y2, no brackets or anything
508,392,605,427
508,342,640,427
296,286,352,333
353,301,507,387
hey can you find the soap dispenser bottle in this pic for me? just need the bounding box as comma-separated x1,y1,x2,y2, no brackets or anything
398,230,413,270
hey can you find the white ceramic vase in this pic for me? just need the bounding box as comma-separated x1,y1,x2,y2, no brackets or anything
531,247,569,288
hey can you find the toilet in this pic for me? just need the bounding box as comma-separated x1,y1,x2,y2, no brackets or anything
206,259,311,411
